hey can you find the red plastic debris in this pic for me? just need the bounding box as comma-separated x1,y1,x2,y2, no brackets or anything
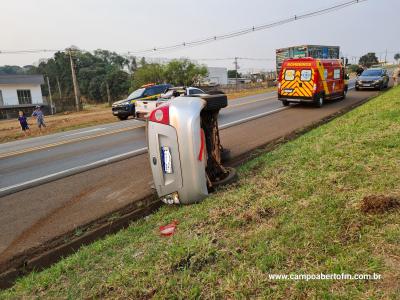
159,220,179,236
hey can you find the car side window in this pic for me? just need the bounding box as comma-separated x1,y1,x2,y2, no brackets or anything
189,88,203,95
155,85,167,94
144,87,161,97
333,69,341,79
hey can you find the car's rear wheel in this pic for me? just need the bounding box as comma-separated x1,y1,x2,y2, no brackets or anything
339,89,347,100
315,94,324,108
118,116,128,121
282,100,289,106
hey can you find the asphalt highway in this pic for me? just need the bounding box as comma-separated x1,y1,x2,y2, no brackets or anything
0,91,281,190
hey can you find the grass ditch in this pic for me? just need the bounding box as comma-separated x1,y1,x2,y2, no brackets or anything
1,87,399,298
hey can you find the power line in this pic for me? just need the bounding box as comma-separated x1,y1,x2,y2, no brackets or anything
0,0,367,56
126,0,367,55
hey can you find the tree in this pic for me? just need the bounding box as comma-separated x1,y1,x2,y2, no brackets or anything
394,53,400,64
228,69,241,78
358,52,379,68
164,59,208,86
131,63,165,90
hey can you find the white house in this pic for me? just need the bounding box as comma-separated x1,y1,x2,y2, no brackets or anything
0,75,45,119
0,74,44,106
206,67,228,85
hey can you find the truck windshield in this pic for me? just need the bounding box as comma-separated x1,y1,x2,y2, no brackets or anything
128,88,145,100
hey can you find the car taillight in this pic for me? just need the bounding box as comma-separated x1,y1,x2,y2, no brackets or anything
149,104,170,125
313,84,317,92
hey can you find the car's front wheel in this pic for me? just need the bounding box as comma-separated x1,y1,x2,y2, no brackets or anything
118,116,128,121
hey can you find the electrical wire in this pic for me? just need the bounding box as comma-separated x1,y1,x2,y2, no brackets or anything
0,0,366,56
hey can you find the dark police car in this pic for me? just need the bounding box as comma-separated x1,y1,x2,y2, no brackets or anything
112,83,171,120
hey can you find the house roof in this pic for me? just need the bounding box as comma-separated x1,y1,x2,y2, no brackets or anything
0,74,45,85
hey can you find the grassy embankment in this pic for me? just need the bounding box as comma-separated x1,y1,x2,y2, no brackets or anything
1,87,399,299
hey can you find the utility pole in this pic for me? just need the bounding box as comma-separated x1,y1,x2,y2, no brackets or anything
385,49,388,65
234,57,239,91
56,77,62,99
106,81,112,107
68,48,81,112
46,76,54,115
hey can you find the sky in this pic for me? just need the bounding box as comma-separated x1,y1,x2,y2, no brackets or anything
0,0,399,71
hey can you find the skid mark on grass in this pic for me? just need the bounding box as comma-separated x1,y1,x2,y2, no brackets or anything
360,195,400,214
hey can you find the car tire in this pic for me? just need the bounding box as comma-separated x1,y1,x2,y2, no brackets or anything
282,100,289,106
211,167,237,188
355,86,360,91
220,148,231,163
118,116,128,121
339,89,347,100
314,94,324,108
202,94,228,111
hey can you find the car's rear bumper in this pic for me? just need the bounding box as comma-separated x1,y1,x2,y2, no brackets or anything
278,94,314,102
112,106,134,117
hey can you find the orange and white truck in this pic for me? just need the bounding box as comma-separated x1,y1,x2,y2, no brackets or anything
278,57,348,107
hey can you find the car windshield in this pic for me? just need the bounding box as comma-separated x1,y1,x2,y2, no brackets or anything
127,88,145,100
361,69,382,76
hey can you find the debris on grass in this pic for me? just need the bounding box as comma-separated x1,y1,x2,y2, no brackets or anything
360,195,400,214
159,220,179,236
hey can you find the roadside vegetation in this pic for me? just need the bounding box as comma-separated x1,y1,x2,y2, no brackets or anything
1,87,399,299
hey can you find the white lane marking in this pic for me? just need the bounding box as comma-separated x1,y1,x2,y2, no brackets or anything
220,107,288,129
63,128,105,137
0,147,148,196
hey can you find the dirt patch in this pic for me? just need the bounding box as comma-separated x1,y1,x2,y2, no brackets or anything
360,195,400,214
0,105,116,143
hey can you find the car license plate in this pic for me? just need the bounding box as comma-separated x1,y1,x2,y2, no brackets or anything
363,84,370,87
113,111,118,115
161,146,173,174
284,88,294,93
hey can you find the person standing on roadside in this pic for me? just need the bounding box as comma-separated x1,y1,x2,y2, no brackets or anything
17,110,30,136
356,65,364,77
393,64,400,86
32,105,46,134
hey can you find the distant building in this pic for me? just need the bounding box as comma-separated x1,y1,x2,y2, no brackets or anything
206,67,228,85
0,74,45,119
227,78,252,85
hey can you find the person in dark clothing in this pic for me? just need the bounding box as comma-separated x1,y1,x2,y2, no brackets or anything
356,65,364,76
18,111,30,136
